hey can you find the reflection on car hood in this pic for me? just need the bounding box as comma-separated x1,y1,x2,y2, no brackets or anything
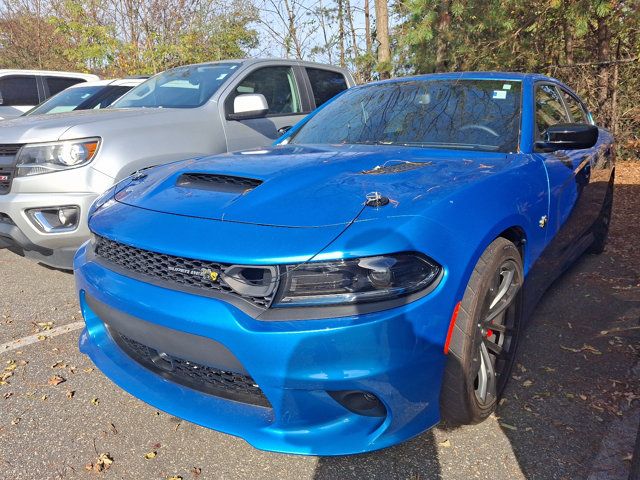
116,144,513,228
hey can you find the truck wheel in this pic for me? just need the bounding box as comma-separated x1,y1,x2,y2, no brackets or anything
441,237,523,425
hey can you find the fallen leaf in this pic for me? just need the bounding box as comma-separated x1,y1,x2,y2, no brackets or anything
167,476,183,480
438,439,451,448
86,453,114,473
91,397,99,406
560,344,602,355
3,392,12,400
144,451,157,459
579,394,587,401
542,366,556,373
11,417,20,425
37,335,47,341
41,394,48,401
66,390,75,399
523,380,533,388
48,375,65,386
83,368,94,373
500,422,518,431
191,467,202,476
37,322,54,330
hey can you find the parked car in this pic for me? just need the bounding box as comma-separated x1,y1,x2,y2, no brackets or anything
74,72,614,455
0,70,99,120
0,59,354,269
23,78,147,116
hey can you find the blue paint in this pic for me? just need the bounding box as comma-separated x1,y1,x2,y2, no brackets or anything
75,72,614,455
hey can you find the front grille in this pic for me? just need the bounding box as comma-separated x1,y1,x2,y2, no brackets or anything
112,330,271,407
0,144,22,195
93,236,276,308
0,144,22,156
177,173,262,193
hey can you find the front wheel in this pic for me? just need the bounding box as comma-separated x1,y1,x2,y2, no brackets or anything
440,237,524,425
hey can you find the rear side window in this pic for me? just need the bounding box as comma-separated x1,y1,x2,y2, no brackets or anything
535,84,569,138
561,90,589,124
45,76,85,97
306,68,348,107
0,75,39,105
80,85,132,109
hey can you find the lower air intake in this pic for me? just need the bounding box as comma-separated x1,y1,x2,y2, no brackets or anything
112,329,271,408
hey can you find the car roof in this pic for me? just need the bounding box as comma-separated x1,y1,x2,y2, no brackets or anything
366,71,559,85
160,57,350,74
66,78,146,89
0,69,99,81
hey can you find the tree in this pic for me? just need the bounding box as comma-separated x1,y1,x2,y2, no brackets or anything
374,0,391,78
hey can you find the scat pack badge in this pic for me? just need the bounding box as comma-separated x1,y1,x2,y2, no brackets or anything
168,265,219,282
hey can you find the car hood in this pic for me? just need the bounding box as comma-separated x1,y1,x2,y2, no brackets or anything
0,108,175,144
116,144,513,228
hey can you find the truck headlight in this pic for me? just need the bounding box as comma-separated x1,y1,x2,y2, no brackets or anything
16,138,100,177
273,253,442,307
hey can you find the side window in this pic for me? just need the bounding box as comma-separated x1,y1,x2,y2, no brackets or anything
0,75,39,105
45,76,85,97
535,84,570,138
231,66,301,115
561,90,589,124
306,68,348,107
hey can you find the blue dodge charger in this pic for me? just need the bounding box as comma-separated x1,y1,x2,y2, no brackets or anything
75,72,614,455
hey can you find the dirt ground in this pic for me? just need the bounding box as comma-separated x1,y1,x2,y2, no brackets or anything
0,162,638,480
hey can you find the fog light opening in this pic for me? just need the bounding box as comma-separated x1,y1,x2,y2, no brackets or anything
328,390,387,417
26,205,80,233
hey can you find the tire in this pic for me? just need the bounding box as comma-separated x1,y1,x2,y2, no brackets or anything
440,237,524,425
588,179,614,255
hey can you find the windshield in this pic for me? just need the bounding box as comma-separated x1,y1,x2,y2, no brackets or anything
291,79,522,152
26,86,103,115
112,63,241,109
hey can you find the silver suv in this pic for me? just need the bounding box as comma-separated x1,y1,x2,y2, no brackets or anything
0,59,354,269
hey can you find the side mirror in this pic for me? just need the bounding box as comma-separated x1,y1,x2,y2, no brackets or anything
535,123,598,152
229,94,269,120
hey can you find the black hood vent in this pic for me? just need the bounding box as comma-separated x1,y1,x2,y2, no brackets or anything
361,161,432,175
176,173,262,194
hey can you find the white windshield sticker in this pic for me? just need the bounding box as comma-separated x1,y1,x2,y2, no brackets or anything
502,84,512,90
493,90,507,99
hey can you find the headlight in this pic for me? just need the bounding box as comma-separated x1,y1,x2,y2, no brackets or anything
273,253,442,307
16,138,100,177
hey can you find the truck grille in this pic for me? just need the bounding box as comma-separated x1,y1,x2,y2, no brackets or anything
0,144,22,195
93,236,276,309
112,329,271,407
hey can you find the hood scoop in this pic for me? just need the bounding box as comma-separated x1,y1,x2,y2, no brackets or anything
361,161,432,175
176,173,262,194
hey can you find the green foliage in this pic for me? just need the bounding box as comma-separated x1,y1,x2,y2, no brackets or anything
393,0,640,156
0,0,258,76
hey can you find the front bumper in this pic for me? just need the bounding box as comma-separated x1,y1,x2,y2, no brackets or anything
0,167,113,269
75,243,452,455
